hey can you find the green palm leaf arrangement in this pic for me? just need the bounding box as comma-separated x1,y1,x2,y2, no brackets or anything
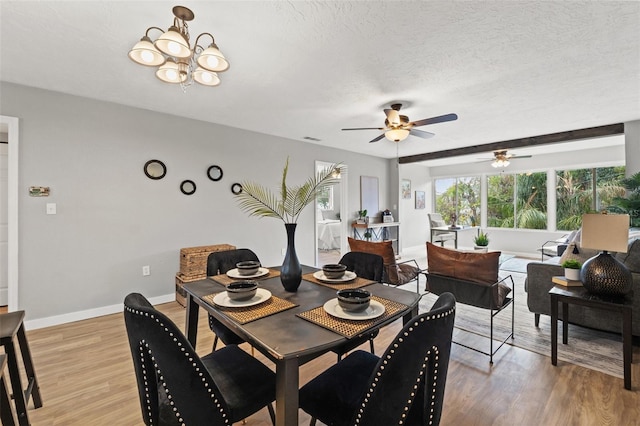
235,158,343,224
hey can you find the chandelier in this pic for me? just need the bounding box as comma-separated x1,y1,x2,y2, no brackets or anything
128,5,229,91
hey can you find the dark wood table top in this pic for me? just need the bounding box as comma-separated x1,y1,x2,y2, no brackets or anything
183,265,421,364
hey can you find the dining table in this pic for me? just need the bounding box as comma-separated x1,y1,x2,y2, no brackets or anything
182,264,421,426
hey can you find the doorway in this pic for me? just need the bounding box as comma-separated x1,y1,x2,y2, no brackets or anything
315,161,348,267
1,116,18,311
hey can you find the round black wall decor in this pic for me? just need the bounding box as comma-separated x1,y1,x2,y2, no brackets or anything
231,183,243,194
144,159,167,180
180,180,196,195
207,165,223,181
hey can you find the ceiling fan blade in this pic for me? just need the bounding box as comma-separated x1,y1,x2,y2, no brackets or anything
384,109,401,126
512,155,533,159
342,127,385,131
369,134,386,143
409,129,435,139
410,113,458,127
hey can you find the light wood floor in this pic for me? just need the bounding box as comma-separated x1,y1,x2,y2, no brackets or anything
13,300,640,425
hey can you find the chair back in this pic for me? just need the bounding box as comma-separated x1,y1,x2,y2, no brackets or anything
124,293,231,425
338,251,384,282
207,248,259,276
428,213,446,228
347,237,399,284
353,293,456,426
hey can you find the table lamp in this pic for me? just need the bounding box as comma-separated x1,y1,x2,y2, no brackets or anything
579,213,631,296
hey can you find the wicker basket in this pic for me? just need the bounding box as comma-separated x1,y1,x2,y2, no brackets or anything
179,244,236,278
175,273,207,307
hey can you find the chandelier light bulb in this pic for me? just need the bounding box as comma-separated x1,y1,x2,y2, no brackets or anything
193,67,221,86
128,37,165,66
155,26,191,58
197,43,229,72
156,58,181,83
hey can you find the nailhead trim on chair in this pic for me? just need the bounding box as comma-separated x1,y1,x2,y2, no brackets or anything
353,306,455,425
125,305,232,426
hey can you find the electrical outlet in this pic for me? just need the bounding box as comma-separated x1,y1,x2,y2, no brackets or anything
142,265,150,276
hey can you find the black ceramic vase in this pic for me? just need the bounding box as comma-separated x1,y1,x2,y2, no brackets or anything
281,223,302,292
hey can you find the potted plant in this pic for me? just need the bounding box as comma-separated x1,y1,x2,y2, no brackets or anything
562,259,582,281
357,209,367,224
235,157,342,291
474,231,489,252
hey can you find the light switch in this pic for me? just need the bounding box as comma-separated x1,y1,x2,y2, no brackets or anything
46,203,57,215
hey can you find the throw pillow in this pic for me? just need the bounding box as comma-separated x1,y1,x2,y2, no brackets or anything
347,238,399,283
426,242,500,285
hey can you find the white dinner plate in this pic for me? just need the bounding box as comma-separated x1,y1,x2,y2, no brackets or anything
212,288,272,308
323,299,385,321
313,270,357,283
226,267,270,279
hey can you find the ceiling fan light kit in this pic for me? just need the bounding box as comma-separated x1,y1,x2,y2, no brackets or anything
128,5,229,91
342,103,458,143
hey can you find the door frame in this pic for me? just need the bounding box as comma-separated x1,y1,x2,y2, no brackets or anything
315,161,348,266
1,115,19,311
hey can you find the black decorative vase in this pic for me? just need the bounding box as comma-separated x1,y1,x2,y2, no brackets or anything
281,223,302,292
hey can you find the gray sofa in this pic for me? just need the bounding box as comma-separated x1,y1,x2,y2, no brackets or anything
525,237,640,336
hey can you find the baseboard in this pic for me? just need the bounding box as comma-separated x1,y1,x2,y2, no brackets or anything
24,293,176,331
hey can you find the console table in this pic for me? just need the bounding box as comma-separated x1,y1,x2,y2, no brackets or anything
352,221,400,253
550,285,633,390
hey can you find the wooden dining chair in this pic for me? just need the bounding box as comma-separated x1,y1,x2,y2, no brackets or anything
330,251,384,361
206,248,260,351
299,292,456,426
124,292,276,426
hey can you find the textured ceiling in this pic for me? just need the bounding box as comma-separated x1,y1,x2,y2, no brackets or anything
1,1,638,164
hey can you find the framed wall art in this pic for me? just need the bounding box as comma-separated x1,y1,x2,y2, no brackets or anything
401,179,411,199
415,191,425,209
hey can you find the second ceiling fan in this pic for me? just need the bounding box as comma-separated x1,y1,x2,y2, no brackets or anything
342,103,458,143
479,150,533,168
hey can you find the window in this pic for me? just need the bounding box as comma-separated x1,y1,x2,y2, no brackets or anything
487,172,547,229
434,177,480,225
317,186,334,210
556,166,626,230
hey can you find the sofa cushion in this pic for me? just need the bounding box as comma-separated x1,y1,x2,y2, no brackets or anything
616,239,640,273
426,242,500,285
558,242,599,266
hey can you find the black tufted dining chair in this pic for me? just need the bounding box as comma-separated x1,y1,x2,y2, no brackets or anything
330,251,384,362
299,292,456,426
206,248,260,351
124,292,276,426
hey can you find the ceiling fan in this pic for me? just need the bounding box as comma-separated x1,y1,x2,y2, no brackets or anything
342,103,458,143
479,150,533,168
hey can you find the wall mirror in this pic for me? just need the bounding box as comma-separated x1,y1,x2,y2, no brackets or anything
180,180,196,195
231,183,243,194
144,159,166,180
360,176,379,217
207,165,223,181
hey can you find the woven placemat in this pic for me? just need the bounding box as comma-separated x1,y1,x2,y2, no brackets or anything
209,269,281,286
296,295,408,338
302,272,377,290
202,293,297,325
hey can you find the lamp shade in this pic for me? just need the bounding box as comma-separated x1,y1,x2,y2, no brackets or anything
491,159,510,168
580,213,629,253
154,26,191,58
193,67,221,86
128,37,165,66
385,129,410,142
156,58,182,83
197,44,230,72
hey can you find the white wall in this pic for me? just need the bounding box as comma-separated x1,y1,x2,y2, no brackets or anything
625,120,640,175
398,163,430,249
0,83,391,325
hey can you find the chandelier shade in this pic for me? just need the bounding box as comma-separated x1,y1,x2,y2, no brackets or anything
128,37,165,66
491,158,510,168
128,6,229,91
197,43,229,72
385,129,410,142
